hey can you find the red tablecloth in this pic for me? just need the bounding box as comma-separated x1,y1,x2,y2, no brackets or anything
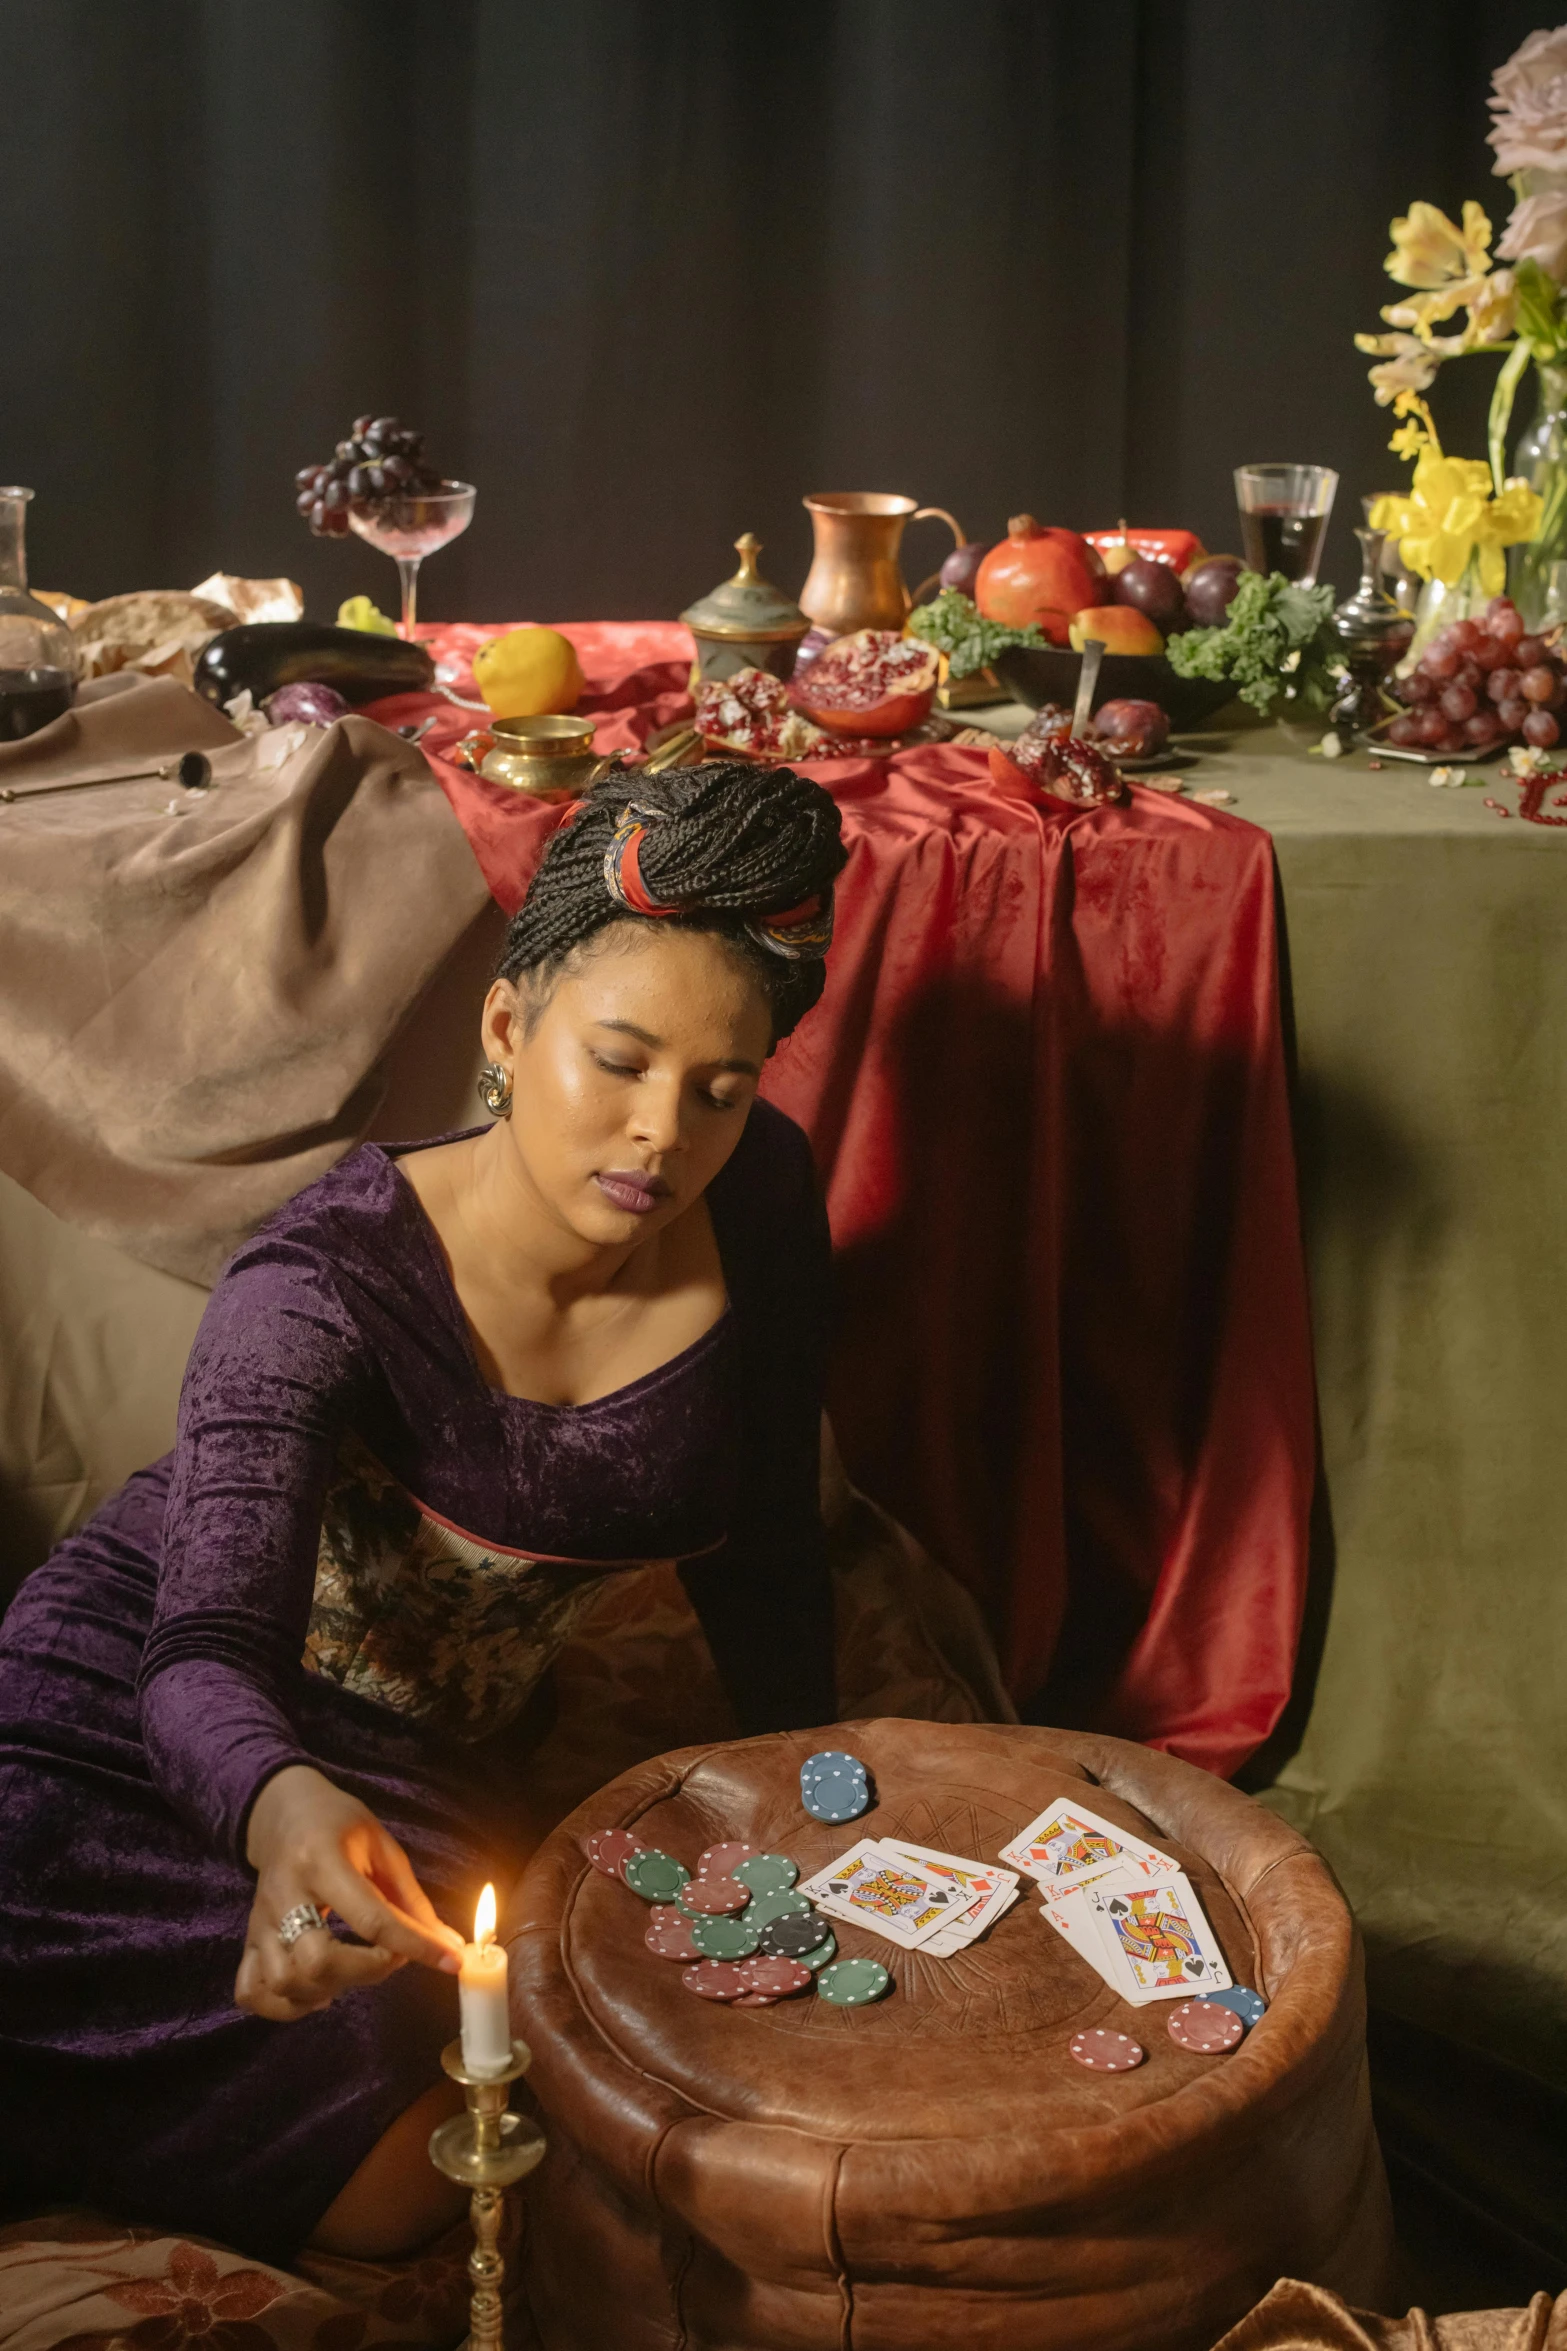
371,623,1315,1778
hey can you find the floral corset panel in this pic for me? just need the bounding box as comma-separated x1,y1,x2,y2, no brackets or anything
302,1434,707,1742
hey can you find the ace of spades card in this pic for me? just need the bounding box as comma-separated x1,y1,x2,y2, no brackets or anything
1086,1869,1231,2005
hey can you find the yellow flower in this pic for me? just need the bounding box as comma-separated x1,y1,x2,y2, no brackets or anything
1385,198,1494,288
1354,329,1440,403
1371,445,1542,593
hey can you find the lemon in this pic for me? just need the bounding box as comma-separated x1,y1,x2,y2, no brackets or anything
473,627,584,719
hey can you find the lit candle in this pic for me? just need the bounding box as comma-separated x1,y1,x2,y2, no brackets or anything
459,1882,512,2077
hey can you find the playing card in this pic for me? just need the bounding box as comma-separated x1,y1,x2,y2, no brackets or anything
1084,1867,1232,2005
882,1842,1020,1956
799,1840,980,1950
924,1886,1019,1957
997,1800,1175,1891
1038,1879,1126,1990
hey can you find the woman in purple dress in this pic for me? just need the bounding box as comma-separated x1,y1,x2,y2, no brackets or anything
0,761,847,2264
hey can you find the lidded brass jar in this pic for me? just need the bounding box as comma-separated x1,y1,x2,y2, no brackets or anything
680,533,810,688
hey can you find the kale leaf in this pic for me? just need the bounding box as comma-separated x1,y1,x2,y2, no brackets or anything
1166,571,1338,714
905,589,1047,679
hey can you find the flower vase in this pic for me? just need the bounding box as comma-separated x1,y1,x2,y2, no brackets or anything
1507,361,1567,631
1406,553,1492,666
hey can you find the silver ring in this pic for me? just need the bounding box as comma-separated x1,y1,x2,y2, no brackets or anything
277,1901,327,1949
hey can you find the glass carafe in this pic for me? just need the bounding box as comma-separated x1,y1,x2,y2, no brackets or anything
0,488,77,741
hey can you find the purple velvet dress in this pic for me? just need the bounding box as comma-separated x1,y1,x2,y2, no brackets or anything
0,1103,833,2261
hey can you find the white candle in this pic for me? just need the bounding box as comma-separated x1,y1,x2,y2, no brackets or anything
459,1882,512,2077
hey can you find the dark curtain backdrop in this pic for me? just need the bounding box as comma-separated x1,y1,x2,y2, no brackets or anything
0,0,1549,624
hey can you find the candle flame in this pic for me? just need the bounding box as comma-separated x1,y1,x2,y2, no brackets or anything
474,1882,496,1948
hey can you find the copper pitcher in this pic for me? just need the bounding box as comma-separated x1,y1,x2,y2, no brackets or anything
799,493,965,635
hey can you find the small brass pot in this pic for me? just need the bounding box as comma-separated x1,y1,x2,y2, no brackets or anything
481,714,601,800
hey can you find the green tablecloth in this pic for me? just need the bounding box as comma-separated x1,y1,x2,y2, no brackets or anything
1166,719,1567,2288
983,698,1567,2289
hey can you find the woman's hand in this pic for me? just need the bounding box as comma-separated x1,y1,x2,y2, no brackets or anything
236,1764,464,2021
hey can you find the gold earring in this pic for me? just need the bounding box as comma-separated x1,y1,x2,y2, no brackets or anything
477,1061,513,1118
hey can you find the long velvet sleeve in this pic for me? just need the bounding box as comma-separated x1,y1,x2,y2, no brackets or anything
681,1108,837,1734
136,1237,373,1866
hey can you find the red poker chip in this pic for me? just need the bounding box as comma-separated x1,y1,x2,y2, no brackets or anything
1167,1999,1244,2054
584,1828,645,1879
644,1907,703,1961
733,1989,781,2006
1069,2029,1146,2073
697,1842,756,1879
683,1960,749,2001
679,1874,750,1915
737,1954,812,1999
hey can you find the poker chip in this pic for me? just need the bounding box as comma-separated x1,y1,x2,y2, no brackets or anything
815,1956,890,2006
732,1853,799,1896
696,1842,756,1880
801,1749,867,1787
676,1874,750,1916
1069,2028,1146,2073
644,1907,703,1961
801,1770,870,1824
622,1850,690,1903
583,1828,645,1879
758,1909,830,1957
798,1930,838,1971
690,1913,761,1960
682,1960,748,2001
743,1889,811,1929
738,1954,812,1999
1210,1986,1267,2030
1167,1999,1244,2054
733,1989,780,2006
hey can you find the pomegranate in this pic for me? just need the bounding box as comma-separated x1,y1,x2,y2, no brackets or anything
791,630,939,737
988,737,1127,808
975,517,1106,644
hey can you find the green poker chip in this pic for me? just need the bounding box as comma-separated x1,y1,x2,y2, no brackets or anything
815,1956,890,2006
732,1853,798,1896
797,1929,838,1971
743,1888,812,1929
622,1850,690,1903
691,1912,761,1960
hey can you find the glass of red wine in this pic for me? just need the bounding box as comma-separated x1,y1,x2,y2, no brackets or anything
1234,464,1339,586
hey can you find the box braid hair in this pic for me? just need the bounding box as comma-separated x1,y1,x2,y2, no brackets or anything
496,761,848,1047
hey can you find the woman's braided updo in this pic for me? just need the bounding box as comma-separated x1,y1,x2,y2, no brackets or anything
496,761,848,1046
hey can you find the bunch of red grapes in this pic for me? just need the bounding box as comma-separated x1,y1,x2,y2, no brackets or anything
1386,595,1566,755
293,416,442,538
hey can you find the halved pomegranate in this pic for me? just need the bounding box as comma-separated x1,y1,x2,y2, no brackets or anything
792,630,940,737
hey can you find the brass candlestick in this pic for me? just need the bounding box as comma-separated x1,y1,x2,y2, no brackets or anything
428,2039,545,2351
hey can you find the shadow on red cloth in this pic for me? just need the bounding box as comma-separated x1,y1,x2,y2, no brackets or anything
369,623,1316,1780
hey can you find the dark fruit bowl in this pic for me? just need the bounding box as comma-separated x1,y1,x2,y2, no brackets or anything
994,646,1238,731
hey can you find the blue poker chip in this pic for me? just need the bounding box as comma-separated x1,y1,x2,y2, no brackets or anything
801,1749,868,1788
1209,1985,1267,2030
802,1769,870,1824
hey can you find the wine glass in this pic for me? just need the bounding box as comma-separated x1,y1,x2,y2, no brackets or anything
347,481,475,638
1234,464,1338,586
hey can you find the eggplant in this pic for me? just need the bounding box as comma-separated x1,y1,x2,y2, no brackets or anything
194,622,435,709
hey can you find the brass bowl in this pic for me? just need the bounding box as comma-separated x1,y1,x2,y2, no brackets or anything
481,714,600,799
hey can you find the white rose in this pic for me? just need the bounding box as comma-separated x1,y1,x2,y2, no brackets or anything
1498,182,1567,281
1490,25,1567,175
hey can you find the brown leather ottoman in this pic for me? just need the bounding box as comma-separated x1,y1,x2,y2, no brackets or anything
505,1721,1395,2351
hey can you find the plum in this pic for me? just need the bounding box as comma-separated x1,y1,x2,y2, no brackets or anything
939,540,993,597
1113,555,1187,632
1182,556,1244,627
1091,697,1169,758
